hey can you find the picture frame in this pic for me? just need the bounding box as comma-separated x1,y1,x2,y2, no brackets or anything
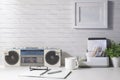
74,0,108,29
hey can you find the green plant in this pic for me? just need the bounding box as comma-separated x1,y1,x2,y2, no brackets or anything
105,41,120,58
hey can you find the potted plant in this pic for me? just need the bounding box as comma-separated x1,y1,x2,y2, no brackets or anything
105,41,120,67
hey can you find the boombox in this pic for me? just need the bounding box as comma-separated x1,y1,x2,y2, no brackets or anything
4,48,62,67
4,49,44,66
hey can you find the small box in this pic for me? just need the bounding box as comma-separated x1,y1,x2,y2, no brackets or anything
79,57,109,67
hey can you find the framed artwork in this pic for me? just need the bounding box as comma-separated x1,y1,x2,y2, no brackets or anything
74,0,108,28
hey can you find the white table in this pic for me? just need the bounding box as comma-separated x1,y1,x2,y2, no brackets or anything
0,67,120,80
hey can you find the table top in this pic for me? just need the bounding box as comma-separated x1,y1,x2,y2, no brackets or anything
0,66,120,80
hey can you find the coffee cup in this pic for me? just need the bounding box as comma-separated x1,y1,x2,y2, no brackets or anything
65,57,79,70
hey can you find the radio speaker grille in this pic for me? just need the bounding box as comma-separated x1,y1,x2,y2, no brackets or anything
5,51,19,65
44,49,62,67
4,49,20,66
45,51,59,65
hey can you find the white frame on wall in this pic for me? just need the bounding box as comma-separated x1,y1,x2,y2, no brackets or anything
74,0,108,29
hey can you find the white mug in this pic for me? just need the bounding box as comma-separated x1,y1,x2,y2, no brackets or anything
65,57,79,70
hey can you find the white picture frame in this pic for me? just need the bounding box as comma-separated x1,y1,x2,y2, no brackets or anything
74,0,108,28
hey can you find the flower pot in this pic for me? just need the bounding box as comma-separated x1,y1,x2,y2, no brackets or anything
111,57,120,68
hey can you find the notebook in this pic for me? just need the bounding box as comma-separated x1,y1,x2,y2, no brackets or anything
20,69,71,79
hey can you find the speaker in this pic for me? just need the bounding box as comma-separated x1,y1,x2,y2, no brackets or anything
44,48,62,67
4,49,20,66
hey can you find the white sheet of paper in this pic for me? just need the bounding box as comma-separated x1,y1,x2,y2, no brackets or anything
19,70,46,77
41,69,71,79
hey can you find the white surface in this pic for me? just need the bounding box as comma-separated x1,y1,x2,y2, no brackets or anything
0,67,120,80
0,0,120,58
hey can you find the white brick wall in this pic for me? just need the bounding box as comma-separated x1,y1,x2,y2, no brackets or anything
0,0,120,57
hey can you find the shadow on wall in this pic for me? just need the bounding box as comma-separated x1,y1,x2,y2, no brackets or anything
108,1,114,30
106,39,114,67
61,51,72,66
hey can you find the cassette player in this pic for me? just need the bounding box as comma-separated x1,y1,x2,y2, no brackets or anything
21,49,44,66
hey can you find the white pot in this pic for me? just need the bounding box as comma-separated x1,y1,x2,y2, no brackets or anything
112,57,120,68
